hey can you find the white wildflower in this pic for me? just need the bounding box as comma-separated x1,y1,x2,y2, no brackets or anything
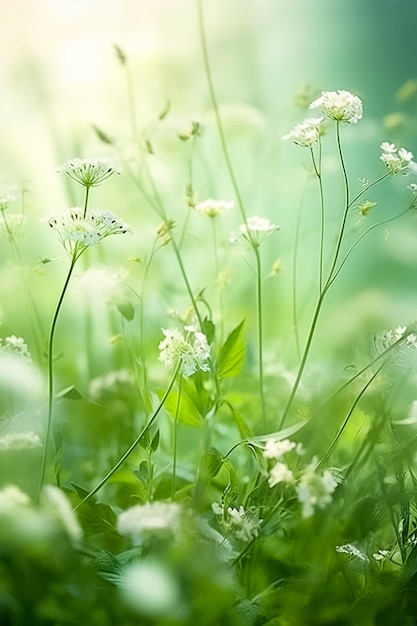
194,198,234,218
281,116,323,148
0,335,31,361
117,502,181,543
268,461,294,487
380,142,415,174
0,213,25,237
263,438,296,460
43,208,131,255
0,485,31,511
296,462,338,518
373,549,390,561
227,506,262,542
309,90,363,124
58,158,121,188
158,326,210,377
230,215,279,246
41,485,83,544
0,431,41,451
120,560,180,617
336,543,368,561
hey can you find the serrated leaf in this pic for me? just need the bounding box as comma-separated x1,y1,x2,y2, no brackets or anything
218,320,246,379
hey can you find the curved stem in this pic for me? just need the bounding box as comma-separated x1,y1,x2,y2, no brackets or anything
82,186,90,219
37,252,79,501
310,143,325,292
171,374,183,499
75,362,180,510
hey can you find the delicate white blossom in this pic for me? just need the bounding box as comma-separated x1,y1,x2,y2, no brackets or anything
263,438,296,460
158,326,211,377
58,158,121,188
117,502,181,543
0,335,31,361
373,549,390,561
268,461,294,487
0,485,31,511
380,142,414,174
41,485,83,544
43,208,131,254
194,198,234,218
0,431,41,451
309,90,363,124
296,463,338,517
212,503,262,542
281,117,323,148
336,543,368,561
230,215,279,246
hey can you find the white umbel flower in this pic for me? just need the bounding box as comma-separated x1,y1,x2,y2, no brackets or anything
194,198,233,218
309,90,363,124
281,117,323,148
158,326,210,377
296,463,338,517
58,158,121,188
380,141,414,174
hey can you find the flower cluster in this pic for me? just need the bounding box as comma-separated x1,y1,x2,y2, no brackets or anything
335,543,368,561
380,142,414,174
117,501,181,544
0,335,31,361
193,198,234,218
230,215,278,246
58,158,121,188
211,503,262,542
262,438,296,487
379,325,417,351
43,208,131,254
309,89,363,124
0,431,42,451
158,325,211,377
281,117,323,148
296,463,338,518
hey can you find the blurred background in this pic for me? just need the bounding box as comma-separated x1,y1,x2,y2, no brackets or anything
1,0,417,376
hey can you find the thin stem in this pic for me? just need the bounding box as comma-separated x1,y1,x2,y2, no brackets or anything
37,252,79,501
75,362,180,510
316,362,385,469
254,245,266,428
171,374,183,499
310,142,325,292
82,186,90,219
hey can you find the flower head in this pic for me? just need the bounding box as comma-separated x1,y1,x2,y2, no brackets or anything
117,502,181,544
263,438,296,460
0,431,41,451
43,208,131,255
309,90,363,124
58,158,121,188
296,463,338,517
230,215,279,246
158,325,211,377
281,117,323,148
380,141,415,174
0,335,31,361
212,503,262,542
268,461,294,487
194,198,234,218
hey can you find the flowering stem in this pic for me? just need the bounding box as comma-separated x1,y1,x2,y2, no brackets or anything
37,252,79,502
74,361,180,510
82,185,90,219
254,246,267,429
310,142,325,292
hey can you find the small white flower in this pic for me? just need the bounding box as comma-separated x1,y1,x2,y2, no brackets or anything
41,485,83,544
336,543,368,561
373,549,390,561
268,461,294,487
194,199,233,218
158,326,210,377
43,208,131,255
117,502,181,543
227,506,262,542
380,142,415,174
0,485,31,511
380,142,396,153
263,438,296,460
399,148,414,162
230,215,279,246
0,431,41,451
296,463,338,518
281,117,323,148
58,158,121,188
309,90,363,124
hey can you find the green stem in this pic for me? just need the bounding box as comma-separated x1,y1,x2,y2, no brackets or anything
82,186,90,219
316,362,385,469
310,142,325,292
254,246,266,428
171,374,183,499
37,252,79,501
75,362,180,510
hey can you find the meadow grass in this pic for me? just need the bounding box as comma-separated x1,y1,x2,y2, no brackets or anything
2,4,417,625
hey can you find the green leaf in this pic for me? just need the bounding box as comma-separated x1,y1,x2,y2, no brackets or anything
117,299,135,321
218,319,246,379
162,381,204,427
57,385,82,400
202,317,215,344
